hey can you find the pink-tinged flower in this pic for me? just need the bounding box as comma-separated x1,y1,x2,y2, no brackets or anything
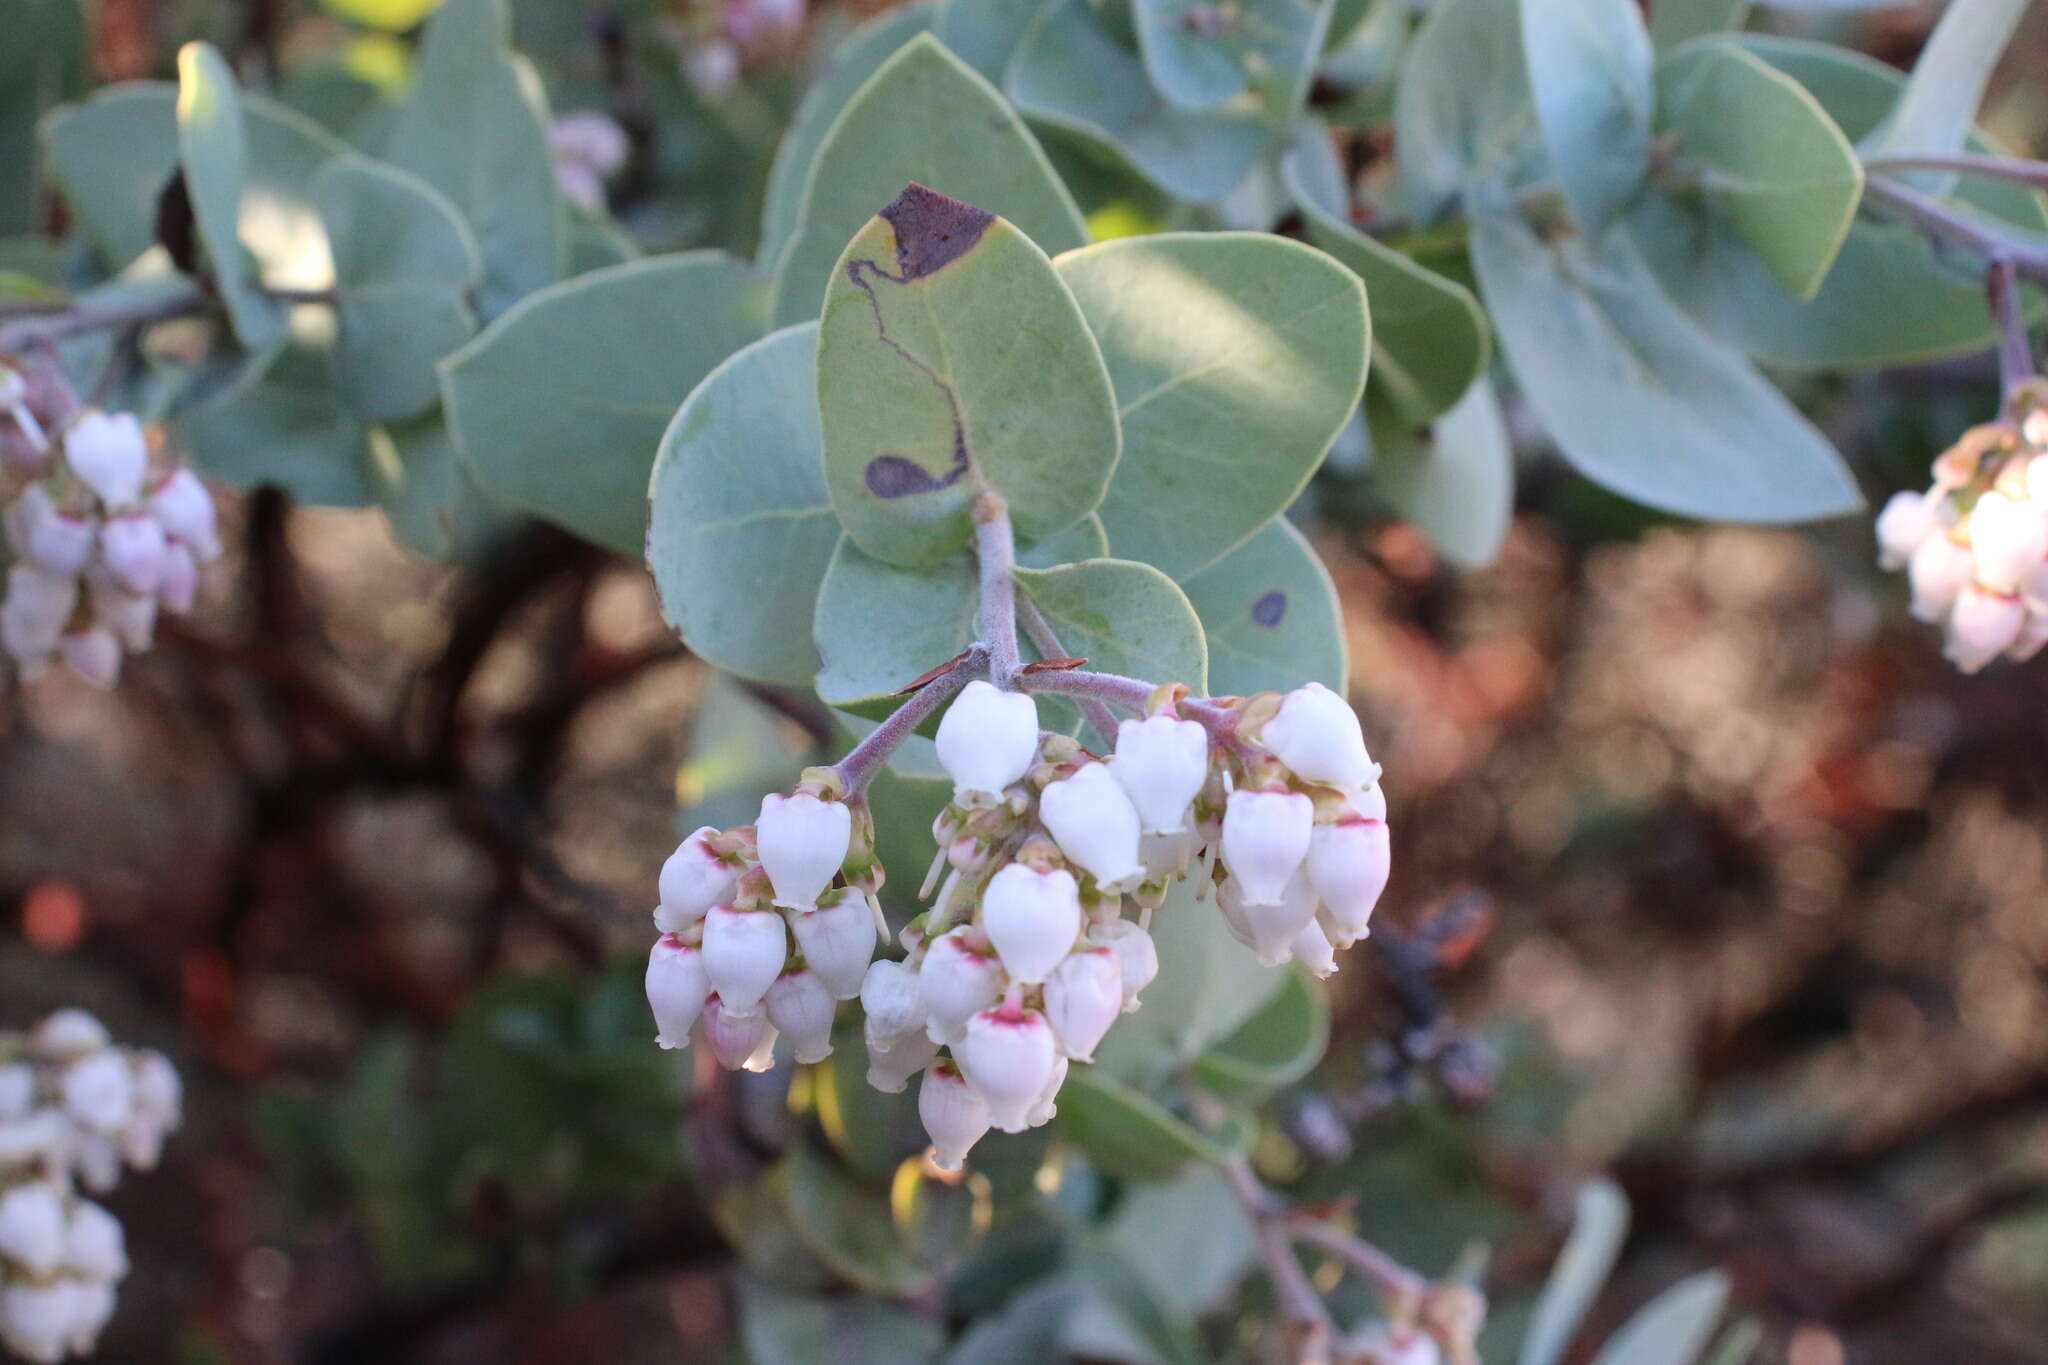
1110,714,1208,834
98,513,168,595
919,928,1006,1046
1967,489,2048,594
788,894,876,1000
1305,815,1390,945
700,994,779,1071
1039,763,1146,892
1908,534,1973,623
155,543,198,615
9,484,94,575
1945,584,2025,673
1088,920,1158,1011
979,863,1081,985
1289,916,1337,978
935,680,1040,807
656,826,739,932
1218,868,1318,967
1042,945,1122,1062
58,627,121,687
0,1182,67,1277
866,1031,939,1094
1875,490,1934,570
756,791,851,911
147,467,220,559
64,411,148,507
700,904,788,1017
765,968,836,1064
1260,682,1377,791
917,1059,990,1171
1220,788,1313,907
957,1007,1057,1133
646,935,710,1048
858,958,926,1044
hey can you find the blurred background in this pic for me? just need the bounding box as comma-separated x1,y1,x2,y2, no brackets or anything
6,1,2048,1362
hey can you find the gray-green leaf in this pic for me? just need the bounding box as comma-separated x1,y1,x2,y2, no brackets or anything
1013,556,1209,695
175,44,284,349
1593,1271,1731,1365
1368,375,1516,569
1180,518,1347,696
1522,0,1654,236
1394,0,1532,223
1520,1180,1630,1365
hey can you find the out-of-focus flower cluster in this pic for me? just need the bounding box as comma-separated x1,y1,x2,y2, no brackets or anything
664,0,805,98
0,1010,182,1363
646,678,1390,1171
548,112,631,214
1878,400,2048,673
1,366,221,688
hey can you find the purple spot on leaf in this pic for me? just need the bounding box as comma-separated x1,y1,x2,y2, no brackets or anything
865,454,963,499
1251,591,1287,628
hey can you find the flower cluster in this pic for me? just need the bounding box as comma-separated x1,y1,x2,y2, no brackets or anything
645,675,1389,1172
668,0,804,97
548,112,630,214
1877,404,2048,673
1,372,222,687
0,1010,182,1363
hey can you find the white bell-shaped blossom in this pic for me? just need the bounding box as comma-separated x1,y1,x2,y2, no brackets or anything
1110,715,1209,834
63,1202,125,1281
646,935,710,1048
859,959,927,1044
1260,682,1376,791
788,895,876,1000
0,1064,31,1119
656,827,738,932
3,565,77,665
157,543,198,615
1945,584,2025,673
10,485,93,576
1875,490,1935,570
866,1031,939,1094
97,514,167,596
1219,868,1319,966
1967,489,2048,594
66,1279,116,1357
87,572,156,652
1353,1325,1442,1365
0,1113,67,1169
0,1280,75,1365
935,680,1041,807
1039,763,1146,892
32,1012,110,1060
959,1007,1057,1134
59,1052,132,1137
1025,1054,1068,1129
979,863,1081,984
917,1061,990,1171
1290,916,1337,978
1306,815,1390,944
147,467,220,559
0,1182,68,1277
756,791,851,911
699,995,778,1071
57,628,120,688
1088,920,1158,1011
131,1052,180,1131
63,412,148,508
1908,535,1974,623
1220,788,1313,907
1042,945,1122,1062
919,928,1006,1045
700,904,788,1017
765,968,837,1064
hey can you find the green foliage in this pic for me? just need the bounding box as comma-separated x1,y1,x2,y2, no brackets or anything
1191,965,1330,1101
1180,518,1348,694
175,45,285,349
1521,0,1654,236
1520,1180,1630,1365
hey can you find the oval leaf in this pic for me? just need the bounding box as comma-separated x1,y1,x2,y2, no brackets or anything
176,44,284,348
1394,0,1533,223
1593,1271,1731,1365
1055,1069,1229,1181
1191,966,1331,1101
1012,557,1208,696
817,183,1119,567
1055,232,1369,582
1367,375,1516,569
649,323,840,687
440,252,769,555
1520,1179,1631,1365
1179,518,1346,697
1522,0,1654,235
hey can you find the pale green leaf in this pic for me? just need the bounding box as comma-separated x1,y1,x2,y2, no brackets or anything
1368,375,1515,568
1191,966,1330,1101
1522,0,1654,235
1593,1271,1730,1365
440,252,769,555
316,154,481,422
1862,0,2028,194
1133,0,1329,119
1013,556,1209,695
1394,0,1532,223
933,0,1046,81
770,34,1087,328
781,1146,935,1296
1055,1069,1228,1180
0,0,86,237
178,341,377,506
1649,0,1749,52
176,43,284,348
1520,1180,1630,1365
1468,192,1861,522
648,323,839,687
816,184,1118,566
1179,518,1346,696
1054,232,1369,580
737,1276,945,1365
374,415,502,561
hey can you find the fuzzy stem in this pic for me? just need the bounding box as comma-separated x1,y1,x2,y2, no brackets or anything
1286,1216,1430,1308
0,278,209,349
1221,1154,1336,1360
1017,666,1238,743
974,494,1022,689
832,646,988,793
1862,175,2048,288
1864,151,2048,191
1014,593,1123,742
1987,256,2039,398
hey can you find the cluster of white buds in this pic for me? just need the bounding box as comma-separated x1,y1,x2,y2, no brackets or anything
0,1010,182,1363
548,112,630,213
1877,401,2048,673
1,372,222,688
647,671,1390,1173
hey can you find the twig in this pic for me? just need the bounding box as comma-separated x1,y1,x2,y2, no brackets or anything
1288,1216,1428,1307
1016,666,1238,742
1862,175,2048,287
0,278,208,348
973,493,1022,688
1222,1154,1336,1362
1986,256,2038,397
832,646,988,792
1864,151,2048,191
1014,594,1122,741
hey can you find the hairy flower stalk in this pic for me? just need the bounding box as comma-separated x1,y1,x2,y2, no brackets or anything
0,1010,181,1362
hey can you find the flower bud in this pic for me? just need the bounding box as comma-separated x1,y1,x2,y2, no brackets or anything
1088,920,1158,1011
1221,788,1313,907
700,904,788,1017
1908,534,1974,623
1039,762,1147,892
98,513,168,595
0,1281,76,1364
866,1030,939,1093
1967,489,2047,594
0,1113,68,1169
979,863,1082,984
1110,715,1209,834
88,572,157,652
920,928,1007,1045
64,410,148,507
32,1010,109,1059
1945,584,2025,673
918,1059,991,1170
765,968,837,1064
1351,1325,1441,1365
936,680,1041,807
65,1202,126,1280
157,542,198,615
148,466,220,558
68,1279,116,1355
700,995,779,1071
789,894,877,1000
1219,868,1318,966
0,1065,31,1120
3,565,77,665
756,791,851,911
60,1050,133,1136
1043,945,1122,1061
657,826,740,932
859,958,927,1043
959,1007,1057,1133
1025,1053,1068,1129
646,934,710,1047
1290,915,1337,978
1875,490,1935,570
59,627,121,688
132,1051,180,1129
1306,815,1389,944
10,485,94,575
1259,682,1376,791
0,1182,67,1277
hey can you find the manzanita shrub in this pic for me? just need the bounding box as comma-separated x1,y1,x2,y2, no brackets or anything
3,0,2047,1358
